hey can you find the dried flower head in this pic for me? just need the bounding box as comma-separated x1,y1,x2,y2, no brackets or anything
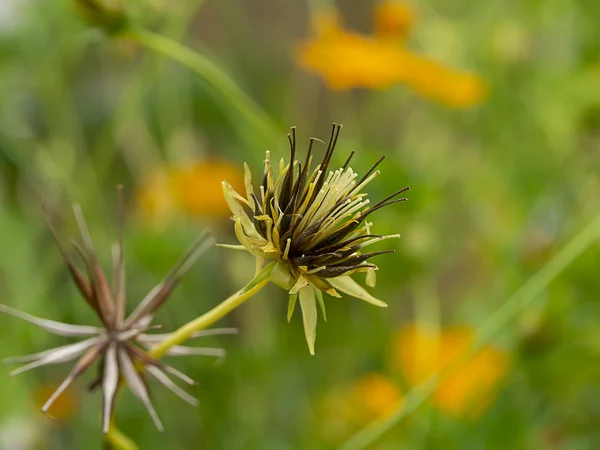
222,124,408,353
1,190,233,433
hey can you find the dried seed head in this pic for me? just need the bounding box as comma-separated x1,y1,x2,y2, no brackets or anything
1,191,229,433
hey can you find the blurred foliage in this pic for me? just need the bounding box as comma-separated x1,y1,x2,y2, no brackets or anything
1,0,600,449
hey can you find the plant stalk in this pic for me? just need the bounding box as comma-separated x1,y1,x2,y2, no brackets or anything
150,261,274,358
105,261,274,447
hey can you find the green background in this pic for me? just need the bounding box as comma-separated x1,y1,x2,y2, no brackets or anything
1,0,600,448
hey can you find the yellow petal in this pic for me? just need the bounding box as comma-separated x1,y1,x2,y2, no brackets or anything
290,275,310,295
270,262,295,290
222,181,254,232
366,269,377,287
299,286,318,355
327,276,388,307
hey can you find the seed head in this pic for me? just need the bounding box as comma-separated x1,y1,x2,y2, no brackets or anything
1,189,234,433
222,124,409,353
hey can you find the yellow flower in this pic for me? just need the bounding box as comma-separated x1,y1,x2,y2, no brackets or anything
34,382,78,420
374,1,415,40
137,170,176,227
171,161,245,217
351,373,404,419
404,57,487,108
318,373,403,441
295,6,487,108
137,160,245,226
391,324,510,419
297,22,413,90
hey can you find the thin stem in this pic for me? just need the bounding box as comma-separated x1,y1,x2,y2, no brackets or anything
342,211,600,450
93,0,207,182
105,261,274,445
149,261,275,359
127,28,280,144
104,426,139,450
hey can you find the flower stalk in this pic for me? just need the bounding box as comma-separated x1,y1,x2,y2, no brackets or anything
105,261,275,448
148,261,275,359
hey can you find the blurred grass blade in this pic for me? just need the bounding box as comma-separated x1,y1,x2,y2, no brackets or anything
128,28,280,142
342,211,600,450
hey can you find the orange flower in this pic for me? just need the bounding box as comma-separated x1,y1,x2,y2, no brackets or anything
318,373,403,441
391,324,509,419
137,170,176,227
137,160,244,226
171,161,245,217
405,56,487,108
297,19,413,90
34,382,77,420
296,5,487,108
350,373,404,419
374,1,415,40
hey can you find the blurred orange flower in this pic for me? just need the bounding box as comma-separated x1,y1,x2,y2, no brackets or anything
319,373,402,441
374,1,415,40
137,160,245,226
391,324,510,419
34,382,77,420
351,373,404,419
297,10,412,90
296,3,487,108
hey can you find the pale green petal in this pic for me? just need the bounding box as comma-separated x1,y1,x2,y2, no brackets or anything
327,276,388,307
233,219,255,251
243,163,254,203
290,275,310,295
270,262,295,290
215,244,248,251
366,269,377,288
222,181,254,231
315,288,327,322
298,287,317,355
287,293,297,322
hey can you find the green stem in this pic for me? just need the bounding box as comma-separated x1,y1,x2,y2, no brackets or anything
105,426,139,450
127,28,280,144
149,261,275,358
342,211,600,450
105,261,274,447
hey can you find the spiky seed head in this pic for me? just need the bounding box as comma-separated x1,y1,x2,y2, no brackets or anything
1,191,234,433
222,124,409,353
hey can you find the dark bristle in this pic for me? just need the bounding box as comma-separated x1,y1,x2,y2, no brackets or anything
309,234,383,256
355,155,386,187
341,150,355,171
250,193,263,215
280,128,297,209
371,186,411,210
292,137,316,216
313,123,342,200
360,196,408,221
327,249,396,267
317,263,377,279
